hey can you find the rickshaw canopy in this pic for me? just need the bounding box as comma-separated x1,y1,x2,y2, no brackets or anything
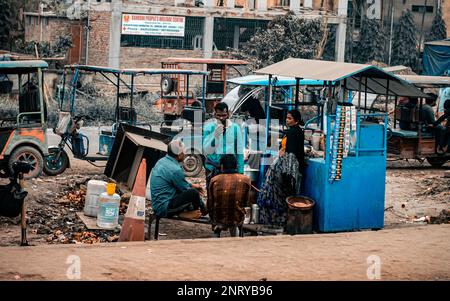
0,60,48,74
256,58,431,98
65,65,208,76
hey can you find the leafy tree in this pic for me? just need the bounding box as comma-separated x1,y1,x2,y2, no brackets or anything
0,0,12,50
322,25,336,61
228,11,324,69
354,17,386,64
391,10,418,69
16,35,73,58
427,7,447,42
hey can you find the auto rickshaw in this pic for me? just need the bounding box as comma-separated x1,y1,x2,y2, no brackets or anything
157,57,248,124
44,65,208,176
0,59,49,179
386,74,450,167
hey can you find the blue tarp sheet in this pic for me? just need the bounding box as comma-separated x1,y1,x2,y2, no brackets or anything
423,39,450,76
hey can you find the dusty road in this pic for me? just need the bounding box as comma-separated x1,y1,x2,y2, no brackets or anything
0,224,449,280
0,130,448,281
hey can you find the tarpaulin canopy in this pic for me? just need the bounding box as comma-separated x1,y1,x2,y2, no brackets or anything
423,39,450,76
256,58,430,98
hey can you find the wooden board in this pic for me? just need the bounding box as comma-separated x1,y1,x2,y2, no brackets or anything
76,212,103,230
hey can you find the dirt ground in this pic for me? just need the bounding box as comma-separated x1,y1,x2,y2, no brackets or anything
0,157,449,247
0,224,449,280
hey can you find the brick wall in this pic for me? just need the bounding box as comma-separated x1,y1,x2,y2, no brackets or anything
312,0,337,12
118,48,204,90
25,16,72,43
88,11,112,66
124,0,180,6
119,47,204,68
444,0,450,38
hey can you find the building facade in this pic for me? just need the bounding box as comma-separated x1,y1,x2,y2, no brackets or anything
380,0,442,37
24,0,349,68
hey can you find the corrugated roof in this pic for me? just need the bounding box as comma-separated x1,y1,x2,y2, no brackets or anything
256,58,373,82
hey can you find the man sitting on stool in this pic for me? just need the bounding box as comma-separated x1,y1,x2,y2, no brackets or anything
150,140,207,219
208,154,251,237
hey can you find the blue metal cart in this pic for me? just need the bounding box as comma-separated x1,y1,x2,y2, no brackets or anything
256,58,430,232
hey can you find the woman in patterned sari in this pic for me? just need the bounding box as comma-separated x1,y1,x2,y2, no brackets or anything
257,110,305,228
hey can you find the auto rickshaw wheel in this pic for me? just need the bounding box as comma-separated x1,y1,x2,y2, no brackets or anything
182,154,204,177
426,157,448,168
161,76,175,95
8,146,44,179
43,147,69,176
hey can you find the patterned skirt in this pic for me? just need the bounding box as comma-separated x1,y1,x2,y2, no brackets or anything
256,153,302,228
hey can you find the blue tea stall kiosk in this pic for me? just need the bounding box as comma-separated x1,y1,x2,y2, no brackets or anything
256,59,430,232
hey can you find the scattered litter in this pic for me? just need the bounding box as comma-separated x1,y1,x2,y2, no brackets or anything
430,209,450,224
413,216,430,223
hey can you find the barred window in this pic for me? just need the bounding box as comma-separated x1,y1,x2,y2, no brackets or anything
213,18,269,51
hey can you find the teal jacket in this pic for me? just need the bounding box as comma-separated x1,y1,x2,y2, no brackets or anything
150,155,192,217
202,120,244,174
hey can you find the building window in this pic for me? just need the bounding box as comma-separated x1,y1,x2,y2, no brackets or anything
43,17,49,26
26,16,32,25
213,18,269,51
121,16,204,50
411,5,434,13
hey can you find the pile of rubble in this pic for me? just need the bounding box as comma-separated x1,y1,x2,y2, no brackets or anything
416,175,450,197
0,173,144,245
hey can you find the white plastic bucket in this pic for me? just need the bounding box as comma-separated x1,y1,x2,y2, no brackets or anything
84,180,107,217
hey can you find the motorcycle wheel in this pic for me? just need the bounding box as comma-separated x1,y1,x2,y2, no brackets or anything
43,148,69,176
